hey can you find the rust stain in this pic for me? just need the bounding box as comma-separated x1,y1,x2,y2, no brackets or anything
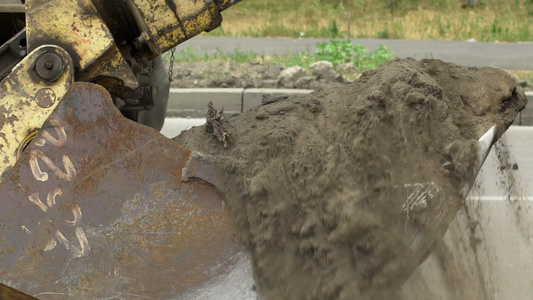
0,83,243,297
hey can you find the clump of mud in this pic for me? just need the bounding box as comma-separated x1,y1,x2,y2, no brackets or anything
175,58,526,299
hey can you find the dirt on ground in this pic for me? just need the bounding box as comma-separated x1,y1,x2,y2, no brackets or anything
170,60,532,91
174,58,527,299
171,61,364,89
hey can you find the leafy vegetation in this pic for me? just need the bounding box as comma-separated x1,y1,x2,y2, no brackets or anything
314,41,395,71
165,41,396,72
209,0,533,42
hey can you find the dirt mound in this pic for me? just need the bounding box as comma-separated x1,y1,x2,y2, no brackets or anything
175,58,526,299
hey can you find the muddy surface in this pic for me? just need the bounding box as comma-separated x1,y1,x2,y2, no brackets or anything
175,58,526,299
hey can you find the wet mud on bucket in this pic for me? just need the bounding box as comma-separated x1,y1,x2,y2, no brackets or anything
175,58,527,299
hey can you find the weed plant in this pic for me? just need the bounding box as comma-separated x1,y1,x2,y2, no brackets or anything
166,40,395,72
165,42,531,85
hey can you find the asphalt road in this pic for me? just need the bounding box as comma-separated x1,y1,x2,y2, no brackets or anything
176,37,533,70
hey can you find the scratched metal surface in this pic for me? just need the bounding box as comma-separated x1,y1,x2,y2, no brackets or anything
0,82,251,299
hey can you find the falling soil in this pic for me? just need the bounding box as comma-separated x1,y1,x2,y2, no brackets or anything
400,137,532,300
175,58,527,299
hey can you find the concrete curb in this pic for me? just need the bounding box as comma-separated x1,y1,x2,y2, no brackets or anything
167,88,533,125
167,88,312,118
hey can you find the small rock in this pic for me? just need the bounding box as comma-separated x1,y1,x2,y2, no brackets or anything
517,80,528,88
173,68,192,80
207,79,221,87
241,78,255,88
310,61,335,81
337,62,359,75
262,94,289,105
256,114,268,120
213,76,246,88
278,66,306,88
294,76,317,89
253,79,264,87
309,80,330,90
260,65,285,80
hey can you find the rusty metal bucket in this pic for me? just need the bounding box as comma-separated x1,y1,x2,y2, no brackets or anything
0,83,508,299
0,82,252,299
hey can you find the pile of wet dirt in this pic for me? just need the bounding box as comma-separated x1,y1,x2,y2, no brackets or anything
175,58,526,299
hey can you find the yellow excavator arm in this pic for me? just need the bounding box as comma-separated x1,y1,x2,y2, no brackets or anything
0,0,243,179
25,0,242,87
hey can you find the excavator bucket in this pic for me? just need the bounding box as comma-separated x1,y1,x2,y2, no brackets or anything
0,283,37,300
0,66,524,298
0,82,248,298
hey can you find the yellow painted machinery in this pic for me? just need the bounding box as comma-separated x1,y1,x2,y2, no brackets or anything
0,0,247,298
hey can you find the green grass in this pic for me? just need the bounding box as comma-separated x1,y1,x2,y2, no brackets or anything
507,70,533,84
165,41,396,72
168,47,260,63
210,0,533,42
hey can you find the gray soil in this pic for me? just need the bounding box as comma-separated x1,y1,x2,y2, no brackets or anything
171,61,358,90
174,58,527,299
169,60,532,91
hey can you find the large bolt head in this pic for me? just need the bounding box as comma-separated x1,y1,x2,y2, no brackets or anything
35,52,64,81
